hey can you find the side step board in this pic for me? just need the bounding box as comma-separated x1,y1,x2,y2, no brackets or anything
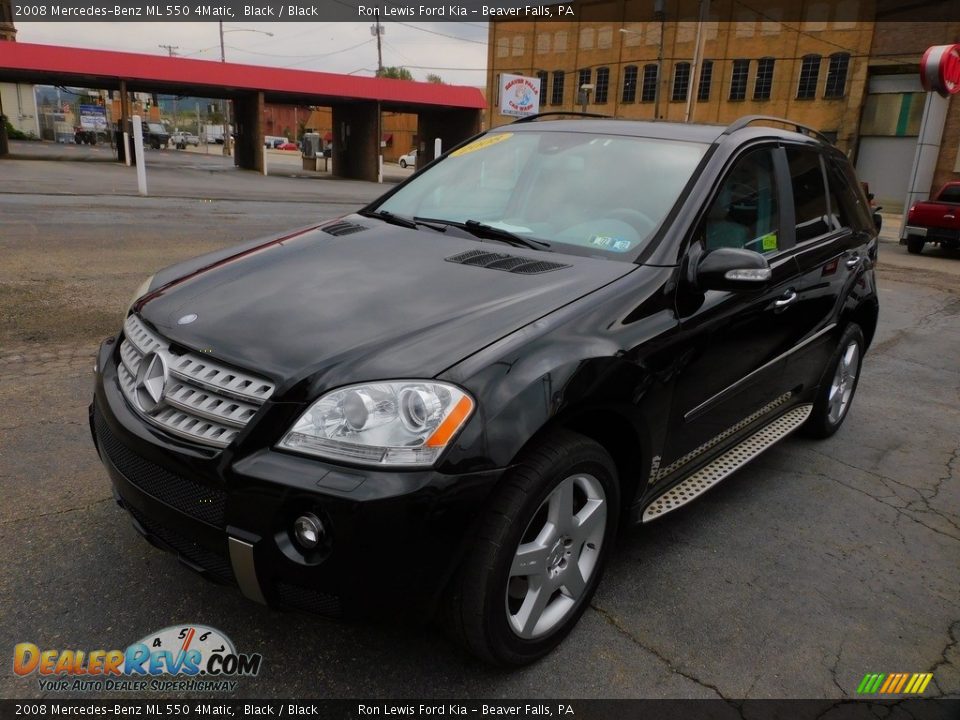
642,404,813,523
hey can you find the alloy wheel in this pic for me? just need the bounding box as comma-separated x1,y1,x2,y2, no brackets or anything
827,341,860,425
505,473,607,639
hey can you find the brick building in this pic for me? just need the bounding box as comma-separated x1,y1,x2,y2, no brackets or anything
486,0,960,209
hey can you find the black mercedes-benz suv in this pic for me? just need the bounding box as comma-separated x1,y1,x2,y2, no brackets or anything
90,115,879,665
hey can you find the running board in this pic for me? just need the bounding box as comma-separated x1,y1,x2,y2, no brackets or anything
642,404,813,523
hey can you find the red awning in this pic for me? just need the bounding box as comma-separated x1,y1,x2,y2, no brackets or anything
382,133,393,143
323,132,333,142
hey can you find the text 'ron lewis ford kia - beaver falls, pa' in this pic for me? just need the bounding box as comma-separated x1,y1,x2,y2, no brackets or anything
90,114,879,666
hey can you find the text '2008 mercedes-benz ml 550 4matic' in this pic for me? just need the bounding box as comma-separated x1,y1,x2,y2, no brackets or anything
91,115,879,666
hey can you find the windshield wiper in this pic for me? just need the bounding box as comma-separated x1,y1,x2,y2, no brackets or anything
417,218,550,251
359,209,419,229
360,210,449,233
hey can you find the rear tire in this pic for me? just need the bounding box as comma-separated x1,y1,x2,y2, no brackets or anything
906,236,925,254
802,324,864,439
444,429,619,666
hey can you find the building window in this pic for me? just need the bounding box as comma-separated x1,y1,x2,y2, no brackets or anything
672,62,691,102
641,64,659,102
730,59,750,101
579,27,595,50
512,35,525,57
595,67,610,104
551,71,565,106
754,57,775,100
698,60,713,101
622,23,643,47
622,65,639,103
824,53,850,98
536,32,550,55
496,37,509,58
797,54,821,99
598,26,613,49
536,70,549,99
554,30,567,52
578,68,592,93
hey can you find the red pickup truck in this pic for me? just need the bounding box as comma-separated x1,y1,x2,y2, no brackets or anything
903,181,960,254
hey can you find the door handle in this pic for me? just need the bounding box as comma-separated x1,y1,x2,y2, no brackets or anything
774,289,798,308
845,255,861,269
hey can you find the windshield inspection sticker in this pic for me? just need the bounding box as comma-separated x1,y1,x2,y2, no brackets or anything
761,232,778,251
450,133,513,157
590,235,633,252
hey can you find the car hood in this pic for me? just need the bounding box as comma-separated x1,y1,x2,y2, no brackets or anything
137,216,635,391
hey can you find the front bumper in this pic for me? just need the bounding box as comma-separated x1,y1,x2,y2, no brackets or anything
90,338,504,621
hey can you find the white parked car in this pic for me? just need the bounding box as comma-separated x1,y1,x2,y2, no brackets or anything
399,149,417,168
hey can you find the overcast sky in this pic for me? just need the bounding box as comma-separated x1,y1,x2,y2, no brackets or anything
15,22,490,86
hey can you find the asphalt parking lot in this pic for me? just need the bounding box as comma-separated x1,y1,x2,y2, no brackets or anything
0,142,957,700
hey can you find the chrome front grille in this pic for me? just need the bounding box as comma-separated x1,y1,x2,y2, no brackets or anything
118,314,275,448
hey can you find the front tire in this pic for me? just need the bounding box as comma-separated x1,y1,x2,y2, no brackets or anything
400,159,407,168
802,324,864,439
444,429,619,666
907,236,925,254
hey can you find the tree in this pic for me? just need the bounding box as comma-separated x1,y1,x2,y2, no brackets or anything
376,66,413,81
426,74,445,84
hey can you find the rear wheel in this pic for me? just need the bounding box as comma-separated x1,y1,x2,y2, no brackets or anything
906,236,925,254
444,429,619,666
802,324,864,439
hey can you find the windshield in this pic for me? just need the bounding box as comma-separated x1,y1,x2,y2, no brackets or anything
373,130,707,260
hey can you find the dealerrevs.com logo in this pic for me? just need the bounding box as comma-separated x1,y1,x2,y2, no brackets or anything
13,624,263,693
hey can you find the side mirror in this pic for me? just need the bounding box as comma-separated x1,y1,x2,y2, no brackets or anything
697,247,772,292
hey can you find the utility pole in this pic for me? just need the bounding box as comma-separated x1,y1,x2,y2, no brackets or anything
218,21,230,156
653,0,665,121
159,45,179,129
684,0,709,123
371,20,384,75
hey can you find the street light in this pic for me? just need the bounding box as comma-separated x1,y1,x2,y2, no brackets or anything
217,23,274,156
579,83,594,112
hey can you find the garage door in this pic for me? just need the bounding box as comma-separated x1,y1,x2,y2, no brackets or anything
856,136,918,212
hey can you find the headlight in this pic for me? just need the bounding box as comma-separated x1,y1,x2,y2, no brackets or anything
126,274,155,314
277,381,474,467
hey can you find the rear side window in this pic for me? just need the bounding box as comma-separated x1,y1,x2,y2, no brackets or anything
704,147,781,254
826,159,872,232
938,185,960,203
787,148,831,241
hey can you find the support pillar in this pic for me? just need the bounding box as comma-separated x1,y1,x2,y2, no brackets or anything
116,80,130,164
416,108,482,165
899,92,949,239
331,101,380,181
233,91,265,172
0,89,8,157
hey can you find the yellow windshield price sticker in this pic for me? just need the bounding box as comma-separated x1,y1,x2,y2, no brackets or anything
761,232,778,251
450,133,513,157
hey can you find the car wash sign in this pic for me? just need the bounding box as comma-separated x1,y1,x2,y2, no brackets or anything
78,104,108,132
499,73,541,118
921,44,960,96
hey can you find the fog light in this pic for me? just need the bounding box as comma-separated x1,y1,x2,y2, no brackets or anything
293,514,325,549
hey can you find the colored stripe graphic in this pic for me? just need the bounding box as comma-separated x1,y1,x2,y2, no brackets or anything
857,672,933,694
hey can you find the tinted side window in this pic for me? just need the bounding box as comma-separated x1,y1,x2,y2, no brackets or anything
826,159,869,231
938,185,960,203
787,148,830,241
704,148,781,254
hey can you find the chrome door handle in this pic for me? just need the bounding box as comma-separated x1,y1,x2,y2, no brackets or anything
845,255,861,269
774,289,798,308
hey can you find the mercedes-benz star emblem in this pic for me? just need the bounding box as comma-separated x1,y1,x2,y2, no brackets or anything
135,351,168,413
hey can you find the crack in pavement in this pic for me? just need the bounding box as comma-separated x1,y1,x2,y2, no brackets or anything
925,619,960,697
805,469,960,543
0,496,114,527
589,602,730,701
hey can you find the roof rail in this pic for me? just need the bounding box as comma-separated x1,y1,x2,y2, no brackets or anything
511,111,612,124
722,115,833,144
